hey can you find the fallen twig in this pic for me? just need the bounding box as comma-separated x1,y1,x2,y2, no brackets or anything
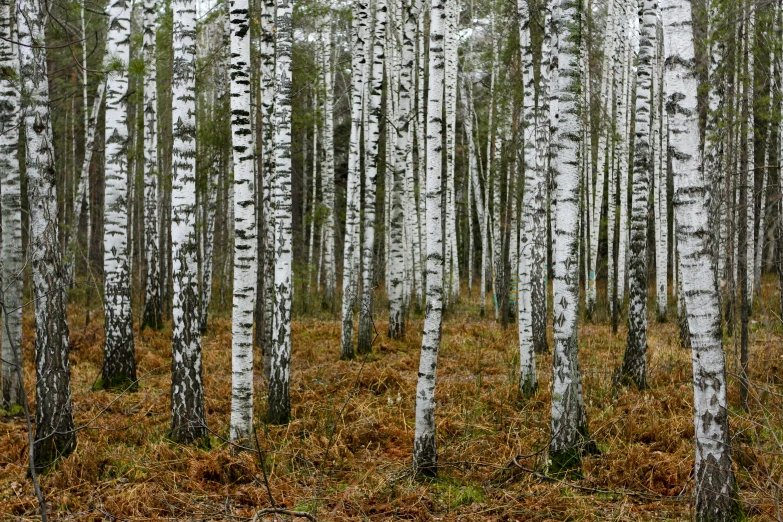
251,507,318,521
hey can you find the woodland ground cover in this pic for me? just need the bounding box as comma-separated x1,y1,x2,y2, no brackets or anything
1,279,782,521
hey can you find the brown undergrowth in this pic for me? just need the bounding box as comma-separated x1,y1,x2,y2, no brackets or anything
1,278,782,520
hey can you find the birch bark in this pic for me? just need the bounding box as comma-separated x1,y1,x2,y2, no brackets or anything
621,0,657,390
588,0,616,317
413,0,446,477
0,0,23,408
260,0,275,374
517,0,538,397
357,0,387,354
18,0,76,468
533,0,551,354
102,0,136,388
340,0,369,359
142,0,163,330
662,1,739,517
549,0,592,473
267,0,294,424
321,15,337,306
169,0,207,443
390,0,417,338
228,0,258,441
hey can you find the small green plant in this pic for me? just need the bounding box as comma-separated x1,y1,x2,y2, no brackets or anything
0,403,24,417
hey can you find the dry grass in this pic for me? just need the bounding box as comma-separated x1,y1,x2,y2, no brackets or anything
1,278,782,521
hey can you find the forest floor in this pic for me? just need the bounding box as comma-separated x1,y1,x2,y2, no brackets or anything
1,279,783,521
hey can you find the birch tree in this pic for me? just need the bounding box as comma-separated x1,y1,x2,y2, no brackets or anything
444,0,459,301
260,0,275,373
653,23,668,322
0,0,23,409
340,0,368,359
18,0,76,468
142,0,162,330
549,0,593,473
620,0,656,390
320,15,337,307
587,0,616,318
267,0,294,424
616,0,633,312
533,0,551,354
357,0,387,354
517,0,538,397
228,0,258,442
662,0,739,518
169,0,207,443
413,0,446,477
102,0,137,389
389,0,416,338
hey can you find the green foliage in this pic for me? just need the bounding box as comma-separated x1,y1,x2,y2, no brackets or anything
432,476,486,509
0,404,24,417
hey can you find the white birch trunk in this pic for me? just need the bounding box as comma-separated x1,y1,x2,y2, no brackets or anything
142,0,162,330
413,0,446,477
517,0,539,396
228,0,258,441
662,1,739,517
621,0,656,389
416,0,427,292
267,0,294,425
260,0,275,375
390,0,417,338
0,0,23,408
588,0,616,316
321,16,337,305
18,0,76,467
169,0,207,443
617,17,632,308
340,0,369,359
549,0,591,472
70,2,107,277
756,44,774,296
102,0,136,387
533,0,552,354
444,0,460,301
653,21,668,321
357,0,387,354
462,81,488,317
